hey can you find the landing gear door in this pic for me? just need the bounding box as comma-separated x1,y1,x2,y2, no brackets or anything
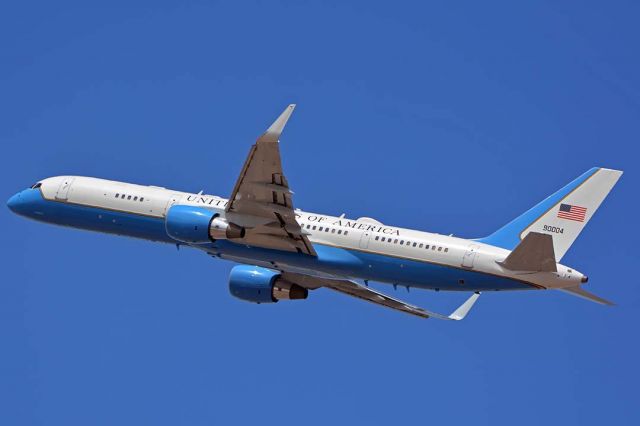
55,177,75,201
462,244,479,268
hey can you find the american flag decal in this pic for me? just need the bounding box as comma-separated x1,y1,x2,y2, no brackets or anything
557,203,587,222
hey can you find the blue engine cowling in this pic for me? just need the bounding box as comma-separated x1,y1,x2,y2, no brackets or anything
165,205,215,243
229,265,308,304
165,205,245,244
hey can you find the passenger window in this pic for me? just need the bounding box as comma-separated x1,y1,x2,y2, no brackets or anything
438,247,442,251
337,230,342,234
319,227,323,231
432,246,436,250
413,242,417,247
331,229,336,233
140,197,144,202
400,240,404,245
115,193,120,198
344,231,348,236
394,239,398,244
375,236,379,241
381,237,386,242
425,245,429,249
312,226,317,230
444,248,449,252
134,196,138,201
325,228,329,232
419,243,423,248
127,195,132,200
306,224,311,229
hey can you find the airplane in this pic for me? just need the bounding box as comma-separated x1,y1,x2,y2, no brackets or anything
7,105,623,320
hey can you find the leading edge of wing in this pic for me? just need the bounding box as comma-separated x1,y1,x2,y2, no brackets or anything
282,273,480,320
327,280,480,320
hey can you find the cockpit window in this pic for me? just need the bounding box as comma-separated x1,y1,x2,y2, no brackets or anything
31,183,42,189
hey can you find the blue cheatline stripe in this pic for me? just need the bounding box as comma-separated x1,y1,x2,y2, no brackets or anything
476,167,599,250
20,188,532,291
16,188,172,242
209,240,534,291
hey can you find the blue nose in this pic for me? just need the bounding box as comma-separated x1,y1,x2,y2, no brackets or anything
7,189,39,216
7,192,23,213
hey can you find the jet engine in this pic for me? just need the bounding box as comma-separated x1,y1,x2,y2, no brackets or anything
229,265,308,304
165,205,245,244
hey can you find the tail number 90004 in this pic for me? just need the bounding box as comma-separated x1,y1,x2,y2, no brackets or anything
543,225,564,234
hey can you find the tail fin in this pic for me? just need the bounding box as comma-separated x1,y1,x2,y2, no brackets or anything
478,167,622,261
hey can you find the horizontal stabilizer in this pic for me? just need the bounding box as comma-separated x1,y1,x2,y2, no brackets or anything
558,286,614,306
499,232,557,272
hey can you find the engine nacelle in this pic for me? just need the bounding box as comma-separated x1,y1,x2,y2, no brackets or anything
210,217,245,240
229,265,308,304
165,205,245,244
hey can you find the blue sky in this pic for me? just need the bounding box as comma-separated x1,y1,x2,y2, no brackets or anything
2,1,639,424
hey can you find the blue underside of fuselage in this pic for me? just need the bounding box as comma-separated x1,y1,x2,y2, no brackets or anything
11,189,533,292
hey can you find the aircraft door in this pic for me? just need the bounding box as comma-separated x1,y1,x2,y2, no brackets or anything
164,194,182,215
55,177,75,201
359,231,371,249
462,244,479,268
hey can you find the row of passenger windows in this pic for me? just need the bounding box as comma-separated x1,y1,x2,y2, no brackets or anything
302,223,448,252
303,224,349,235
374,235,449,252
115,193,144,202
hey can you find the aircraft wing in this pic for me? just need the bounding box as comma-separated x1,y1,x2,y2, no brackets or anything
225,105,316,256
281,272,480,320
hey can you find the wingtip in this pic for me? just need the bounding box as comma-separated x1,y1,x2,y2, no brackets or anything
595,167,624,176
258,104,297,143
448,292,481,321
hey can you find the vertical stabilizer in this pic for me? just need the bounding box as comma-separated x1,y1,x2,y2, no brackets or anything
479,168,622,261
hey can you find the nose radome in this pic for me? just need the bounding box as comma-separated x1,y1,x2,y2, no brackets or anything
7,192,21,212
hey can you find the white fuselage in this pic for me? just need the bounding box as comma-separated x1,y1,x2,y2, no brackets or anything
17,175,587,291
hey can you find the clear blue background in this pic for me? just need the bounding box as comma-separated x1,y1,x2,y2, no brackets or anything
2,1,638,424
